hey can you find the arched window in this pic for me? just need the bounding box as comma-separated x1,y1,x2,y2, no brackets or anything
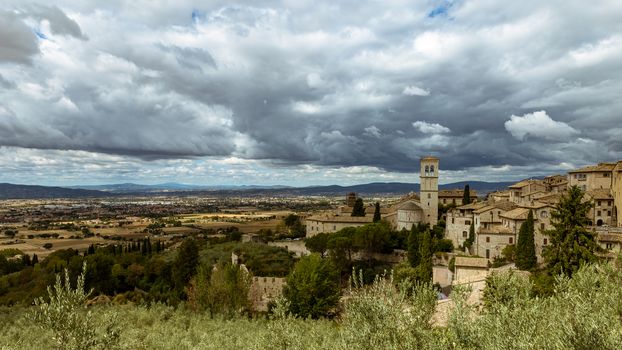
425,165,429,175
430,165,435,174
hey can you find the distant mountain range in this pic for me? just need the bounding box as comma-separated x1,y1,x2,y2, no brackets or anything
0,181,516,199
0,183,107,199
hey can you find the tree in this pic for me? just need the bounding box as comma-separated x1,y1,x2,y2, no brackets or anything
516,210,537,270
305,233,329,257
373,202,381,223
172,238,200,293
351,198,366,217
544,186,599,277
283,254,340,318
417,229,433,282
353,222,391,258
188,262,251,317
32,254,39,265
407,224,422,267
464,222,475,251
462,184,471,205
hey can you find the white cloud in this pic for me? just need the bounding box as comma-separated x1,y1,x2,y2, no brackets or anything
504,110,580,141
363,125,381,138
402,85,430,96
412,121,450,134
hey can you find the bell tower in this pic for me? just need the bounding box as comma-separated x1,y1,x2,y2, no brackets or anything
420,156,439,226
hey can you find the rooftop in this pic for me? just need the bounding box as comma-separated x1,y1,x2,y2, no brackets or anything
568,162,616,173
455,257,489,268
500,207,531,220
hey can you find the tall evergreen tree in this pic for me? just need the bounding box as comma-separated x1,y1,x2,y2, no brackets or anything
407,224,422,267
516,210,537,270
173,238,200,292
417,229,433,282
544,186,599,276
351,198,366,217
31,254,39,265
373,202,381,223
462,184,471,205
464,222,475,251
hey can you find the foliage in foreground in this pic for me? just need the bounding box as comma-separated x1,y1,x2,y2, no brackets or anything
1,260,621,349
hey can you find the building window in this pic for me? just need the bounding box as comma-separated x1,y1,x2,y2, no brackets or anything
452,218,455,224
462,231,467,238
465,220,471,225
606,243,614,250
509,237,513,244
608,210,612,217
428,193,431,199
598,200,601,206
333,225,336,230
486,249,490,259
540,211,548,218
597,210,601,216
543,238,548,245
541,223,545,231
485,237,490,243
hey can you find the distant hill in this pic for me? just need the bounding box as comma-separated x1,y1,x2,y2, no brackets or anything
70,183,293,193
0,180,516,199
0,183,108,199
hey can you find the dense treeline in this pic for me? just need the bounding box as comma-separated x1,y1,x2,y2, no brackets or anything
0,231,295,306
1,257,620,349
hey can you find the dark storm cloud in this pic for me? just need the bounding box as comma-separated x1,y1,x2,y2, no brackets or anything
1,0,622,181
0,11,40,63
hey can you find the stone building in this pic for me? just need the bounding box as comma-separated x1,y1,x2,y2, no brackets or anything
568,162,616,191
438,189,478,206
508,179,547,205
305,157,439,236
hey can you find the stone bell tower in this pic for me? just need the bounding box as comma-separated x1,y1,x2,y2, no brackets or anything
420,156,439,226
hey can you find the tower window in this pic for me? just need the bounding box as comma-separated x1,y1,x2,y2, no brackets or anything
430,165,435,174
427,193,431,199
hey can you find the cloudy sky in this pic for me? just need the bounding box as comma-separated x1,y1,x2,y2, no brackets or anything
1,1,621,186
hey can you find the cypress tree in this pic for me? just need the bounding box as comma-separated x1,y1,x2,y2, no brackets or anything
373,202,381,223
462,184,471,205
351,198,366,217
417,229,433,282
464,222,475,251
516,210,536,270
544,186,599,277
407,224,421,267
31,254,39,265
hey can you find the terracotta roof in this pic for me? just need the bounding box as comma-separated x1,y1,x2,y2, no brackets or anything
528,201,555,209
306,215,373,223
509,179,544,189
456,202,487,211
492,201,519,211
568,162,616,173
421,156,439,161
455,257,488,268
585,189,613,200
534,193,562,204
479,226,513,234
500,207,530,220
489,190,510,197
394,200,424,211
438,189,478,198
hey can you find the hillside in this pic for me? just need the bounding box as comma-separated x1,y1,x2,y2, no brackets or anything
0,183,107,199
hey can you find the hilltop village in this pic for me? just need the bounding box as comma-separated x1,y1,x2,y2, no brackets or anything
306,158,622,263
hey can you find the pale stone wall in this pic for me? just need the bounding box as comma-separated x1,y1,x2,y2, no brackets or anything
569,171,612,191
433,266,453,288
614,165,622,227
268,240,309,257
396,209,423,231
248,276,286,312
446,211,473,248
476,232,515,260
454,265,488,282
305,218,368,236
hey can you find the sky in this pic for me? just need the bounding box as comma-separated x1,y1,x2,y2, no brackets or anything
1,0,621,186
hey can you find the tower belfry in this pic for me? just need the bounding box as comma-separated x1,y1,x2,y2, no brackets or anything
419,156,439,226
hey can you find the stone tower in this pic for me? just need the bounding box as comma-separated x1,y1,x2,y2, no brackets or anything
420,156,439,226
